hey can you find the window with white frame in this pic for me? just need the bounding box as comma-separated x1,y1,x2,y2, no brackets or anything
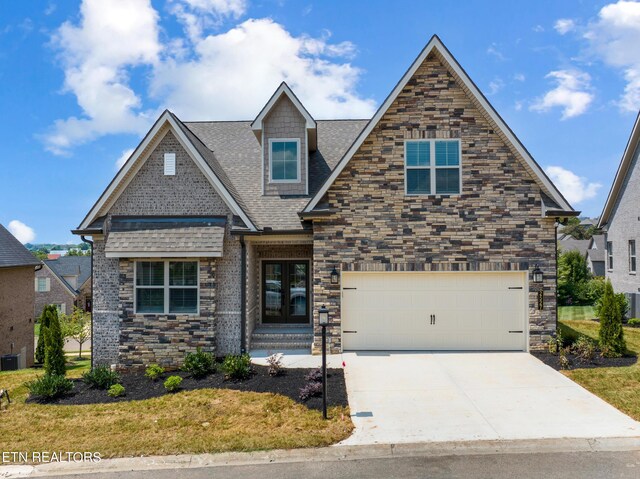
405,139,461,195
135,261,199,314
270,139,300,182
607,241,613,271
36,277,49,292
629,240,636,273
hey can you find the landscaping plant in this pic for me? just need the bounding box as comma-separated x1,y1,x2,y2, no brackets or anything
222,354,252,380
595,291,629,321
82,366,121,390
164,375,183,392
304,367,323,382
26,374,73,402
628,318,640,327
182,348,216,378
60,307,92,360
299,381,323,401
572,335,596,361
266,353,284,377
145,364,165,381
598,280,626,357
44,308,66,377
107,384,126,398
35,305,55,364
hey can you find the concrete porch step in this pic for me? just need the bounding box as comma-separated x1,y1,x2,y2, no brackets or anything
250,326,313,352
250,338,312,351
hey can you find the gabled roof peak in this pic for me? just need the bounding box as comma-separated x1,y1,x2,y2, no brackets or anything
251,82,317,133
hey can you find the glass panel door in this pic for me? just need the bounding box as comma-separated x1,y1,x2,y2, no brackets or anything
288,262,308,323
262,261,309,324
263,262,284,323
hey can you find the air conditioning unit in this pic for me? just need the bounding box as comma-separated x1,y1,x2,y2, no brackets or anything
0,354,19,371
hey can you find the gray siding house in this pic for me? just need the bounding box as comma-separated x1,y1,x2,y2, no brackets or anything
586,235,606,278
599,112,640,318
74,36,577,368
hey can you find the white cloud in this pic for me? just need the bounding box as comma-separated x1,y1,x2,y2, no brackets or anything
43,0,162,154
513,73,526,82
115,148,135,170
554,18,576,35
488,78,504,95
486,43,506,61
8,220,36,244
151,18,375,120
530,70,594,119
514,100,523,111
532,25,545,32
584,0,640,111
44,2,375,153
545,166,601,204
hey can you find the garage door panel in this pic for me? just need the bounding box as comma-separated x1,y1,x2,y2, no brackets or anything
342,272,527,351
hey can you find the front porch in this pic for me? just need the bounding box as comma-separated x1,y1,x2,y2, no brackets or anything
245,236,315,352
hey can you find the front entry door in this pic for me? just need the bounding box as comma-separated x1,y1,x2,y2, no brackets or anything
262,260,309,324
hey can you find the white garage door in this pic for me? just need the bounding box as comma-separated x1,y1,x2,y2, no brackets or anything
341,272,527,351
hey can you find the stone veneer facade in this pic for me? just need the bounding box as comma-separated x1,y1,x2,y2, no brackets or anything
310,51,557,353
91,128,243,367
262,95,308,196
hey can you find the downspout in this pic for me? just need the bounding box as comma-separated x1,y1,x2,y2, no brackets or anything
554,220,559,335
240,235,247,354
80,235,94,369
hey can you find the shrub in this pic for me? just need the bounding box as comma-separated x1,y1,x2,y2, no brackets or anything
44,309,66,377
585,277,606,305
547,330,564,355
304,367,323,383
83,366,121,390
559,348,571,370
222,354,252,380
182,348,216,379
35,305,55,364
266,353,284,377
598,280,626,358
164,375,183,393
595,292,629,321
558,250,591,305
27,375,73,401
145,364,165,381
572,336,596,361
299,381,323,401
107,384,125,398
627,318,640,327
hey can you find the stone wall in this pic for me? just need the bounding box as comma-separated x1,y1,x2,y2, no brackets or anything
311,51,557,353
118,258,216,368
0,266,35,368
263,96,307,196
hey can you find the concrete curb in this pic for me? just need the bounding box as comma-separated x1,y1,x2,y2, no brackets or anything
2,436,640,477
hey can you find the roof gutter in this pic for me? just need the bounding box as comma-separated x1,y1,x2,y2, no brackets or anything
80,235,94,369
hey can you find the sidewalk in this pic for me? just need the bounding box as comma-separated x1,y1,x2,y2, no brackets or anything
2,436,640,478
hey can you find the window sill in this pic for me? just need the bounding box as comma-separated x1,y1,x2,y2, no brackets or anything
269,179,301,184
405,193,461,198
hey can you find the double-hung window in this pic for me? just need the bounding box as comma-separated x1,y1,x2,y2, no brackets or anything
607,241,614,271
405,139,461,195
629,240,636,273
270,139,300,182
135,260,199,314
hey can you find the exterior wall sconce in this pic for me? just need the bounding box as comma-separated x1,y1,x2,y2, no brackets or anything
330,266,339,285
532,265,543,284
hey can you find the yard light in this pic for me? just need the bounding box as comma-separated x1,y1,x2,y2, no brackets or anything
318,304,329,419
330,266,339,285
532,265,543,284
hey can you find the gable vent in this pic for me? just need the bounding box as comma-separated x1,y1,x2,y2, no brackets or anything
164,153,176,175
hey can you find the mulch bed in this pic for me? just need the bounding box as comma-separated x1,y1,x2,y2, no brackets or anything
48,365,348,411
532,351,637,371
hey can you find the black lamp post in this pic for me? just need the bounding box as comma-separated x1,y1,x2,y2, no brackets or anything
318,304,329,420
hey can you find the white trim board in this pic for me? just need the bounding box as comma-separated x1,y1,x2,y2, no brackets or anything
251,82,316,132
78,111,257,232
303,35,574,214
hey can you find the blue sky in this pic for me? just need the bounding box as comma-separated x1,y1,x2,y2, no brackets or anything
1,0,639,243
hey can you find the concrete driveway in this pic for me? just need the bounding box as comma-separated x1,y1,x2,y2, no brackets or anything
340,351,640,445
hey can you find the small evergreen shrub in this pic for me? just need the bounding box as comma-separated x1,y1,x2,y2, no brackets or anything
107,384,126,398
35,305,55,364
83,366,121,390
164,375,183,393
222,354,252,380
595,291,629,321
145,364,165,381
27,375,73,401
627,318,640,327
299,381,323,401
304,367,323,383
598,280,626,357
44,309,66,377
266,353,284,377
182,348,216,378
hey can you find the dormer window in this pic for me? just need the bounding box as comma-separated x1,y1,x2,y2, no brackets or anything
269,139,300,182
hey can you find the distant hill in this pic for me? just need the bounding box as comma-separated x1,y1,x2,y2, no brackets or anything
25,243,90,252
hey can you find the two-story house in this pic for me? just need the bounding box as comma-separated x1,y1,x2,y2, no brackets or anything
34,256,92,318
73,36,577,368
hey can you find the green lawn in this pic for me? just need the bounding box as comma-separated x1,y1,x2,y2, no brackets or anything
558,305,596,322
0,358,352,461
559,318,640,421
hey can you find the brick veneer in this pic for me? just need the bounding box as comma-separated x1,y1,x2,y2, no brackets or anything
0,266,35,368
311,51,557,353
118,258,216,368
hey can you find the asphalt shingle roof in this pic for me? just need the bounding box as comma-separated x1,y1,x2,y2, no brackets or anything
44,256,91,293
183,119,368,230
0,224,41,268
558,238,590,256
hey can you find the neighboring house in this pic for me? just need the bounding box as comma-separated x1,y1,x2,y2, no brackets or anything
34,256,92,318
586,235,606,277
73,36,577,368
558,237,589,257
599,111,640,318
0,224,41,369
